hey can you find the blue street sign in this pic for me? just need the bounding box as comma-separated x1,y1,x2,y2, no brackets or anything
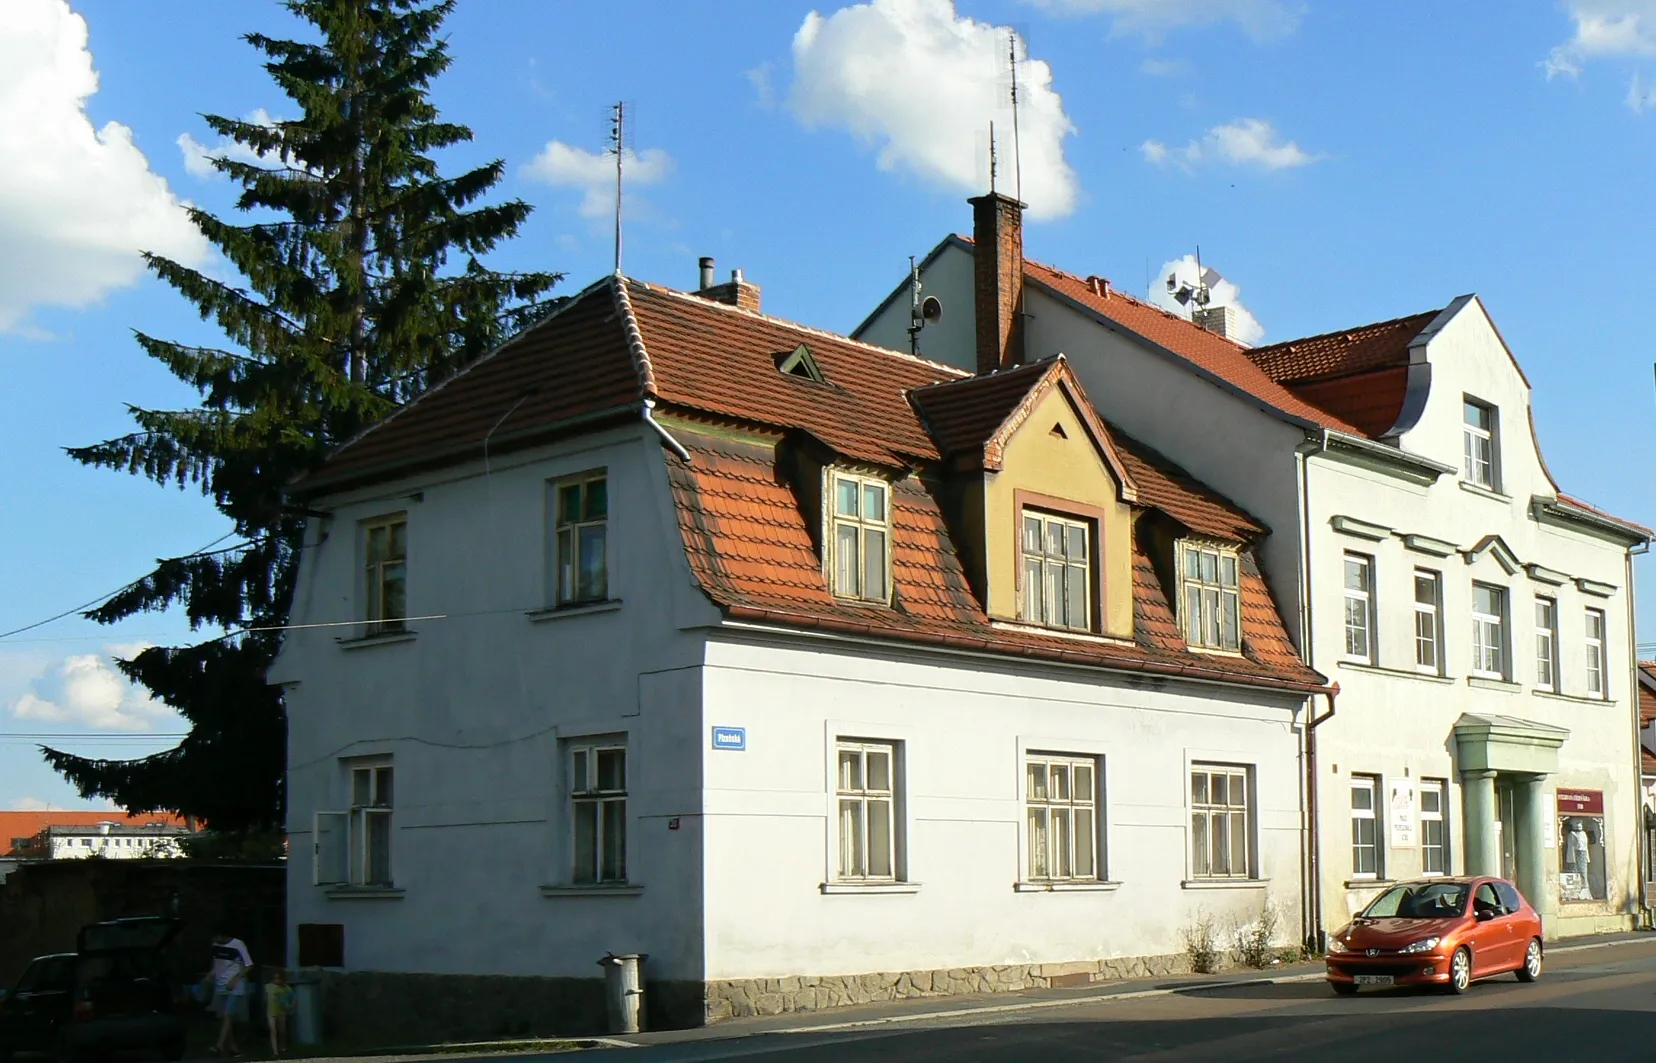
711,726,747,751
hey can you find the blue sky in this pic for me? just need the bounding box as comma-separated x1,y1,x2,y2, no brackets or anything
1,0,1653,809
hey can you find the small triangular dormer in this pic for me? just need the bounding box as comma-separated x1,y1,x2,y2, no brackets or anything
776,343,826,383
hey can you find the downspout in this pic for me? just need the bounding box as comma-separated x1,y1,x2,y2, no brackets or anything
1296,437,1324,952
643,398,691,463
1627,542,1649,925
1307,684,1337,954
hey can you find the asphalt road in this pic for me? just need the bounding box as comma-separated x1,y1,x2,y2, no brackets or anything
575,939,1656,1062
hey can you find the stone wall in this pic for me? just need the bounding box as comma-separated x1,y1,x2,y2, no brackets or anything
704,953,1191,1022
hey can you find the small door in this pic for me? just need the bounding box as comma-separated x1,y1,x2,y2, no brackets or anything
1498,783,1518,882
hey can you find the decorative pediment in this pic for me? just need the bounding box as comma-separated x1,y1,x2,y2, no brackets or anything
1464,534,1521,575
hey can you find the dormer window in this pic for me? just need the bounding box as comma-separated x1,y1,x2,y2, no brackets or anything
776,343,826,383
830,473,889,601
1021,511,1090,631
1463,398,1499,490
1180,543,1240,651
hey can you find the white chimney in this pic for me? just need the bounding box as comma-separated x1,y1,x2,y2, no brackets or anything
1193,305,1237,338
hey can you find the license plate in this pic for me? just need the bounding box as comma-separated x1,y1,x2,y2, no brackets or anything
1353,975,1394,986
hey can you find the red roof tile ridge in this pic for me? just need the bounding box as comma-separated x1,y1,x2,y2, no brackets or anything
635,279,973,378
1249,307,1443,357
1554,492,1654,537
611,273,658,399
1025,257,1246,344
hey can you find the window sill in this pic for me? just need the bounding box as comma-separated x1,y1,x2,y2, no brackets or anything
1468,676,1521,693
1532,689,1613,706
1015,880,1122,893
526,599,623,623
1336,660,1455,684
1459,481,1512,503
1181,878,1267,891
819,881,922,895
991,621,1133,648
323,886,405,900
539,883,644,897
336,630,416,650
1343,878,1396,890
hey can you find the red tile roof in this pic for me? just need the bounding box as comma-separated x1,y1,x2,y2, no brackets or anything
0,811,189,857
1287,366,1410,440
1640,662,1656,773
1245,310,1440,384
308,274,1325,694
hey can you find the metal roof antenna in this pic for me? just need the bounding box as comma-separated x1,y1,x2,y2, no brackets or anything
1008,28,1023,204
988,120,998,194
608,101,625,274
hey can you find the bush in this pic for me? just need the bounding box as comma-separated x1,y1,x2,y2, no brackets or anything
1182,910,1222,974
1230,902,1281,969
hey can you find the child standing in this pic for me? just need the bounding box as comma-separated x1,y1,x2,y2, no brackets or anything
265,969,295,1056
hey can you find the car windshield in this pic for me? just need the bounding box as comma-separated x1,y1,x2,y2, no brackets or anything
1361,882,1468,919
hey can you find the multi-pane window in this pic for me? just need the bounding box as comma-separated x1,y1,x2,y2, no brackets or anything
1180,544,1240,651
1471,583,1508,679
571,744,626,884
1351,775,1381,879
1414,570,1442,674
1343,554,1374,663
1421,779,1449,876
1535,597,1558,691
831,475,890,602
1025,755,1099,882
1022,511,1090,630
317,761,394,888
556,474,608,604
836,740,898,880
363,517,407,631
1190,764,1250,879
1586,609,1607,698
1463,398,1498,490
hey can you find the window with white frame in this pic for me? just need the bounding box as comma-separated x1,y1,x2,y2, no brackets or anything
1343,554,1375,663
555,473,608,604
1180,543,1241,651
1463,398,1499,490
1190,764,1251,879
1471,583,1508,679
1351,774,1381,879
836,739,900,880
1025,754,1100,882
1535,597,1558,691
1021,511,1091,631
830,474,890,602
570,743,626,884
314,759,394,888
1586,608,1607,698
1414,570,1442,674
1421,779,1449,876
363,516,407,631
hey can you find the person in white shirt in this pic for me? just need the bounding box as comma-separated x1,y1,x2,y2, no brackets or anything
209,929,253,1056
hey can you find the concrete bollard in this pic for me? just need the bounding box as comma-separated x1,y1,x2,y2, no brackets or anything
289,969,323,1046
597,952,647,1034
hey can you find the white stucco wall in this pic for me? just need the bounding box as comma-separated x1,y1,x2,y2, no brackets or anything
698,632,1307,980
276,423,720,983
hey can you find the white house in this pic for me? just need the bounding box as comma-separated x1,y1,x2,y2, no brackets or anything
857,196,1650,941
42,823,188,860
273,261,1331,1036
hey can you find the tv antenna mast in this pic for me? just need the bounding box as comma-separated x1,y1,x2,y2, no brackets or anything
608,101,626,274
1007,30,1023,203
1166,246,1222,311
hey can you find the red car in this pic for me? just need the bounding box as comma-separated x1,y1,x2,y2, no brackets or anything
1325,877,1543,994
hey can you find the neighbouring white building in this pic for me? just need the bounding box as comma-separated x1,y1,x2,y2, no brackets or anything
41,822,189,860
858,196,1650,940
273,257,1332,1036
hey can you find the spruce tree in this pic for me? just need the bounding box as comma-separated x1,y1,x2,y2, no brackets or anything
45,0,559,830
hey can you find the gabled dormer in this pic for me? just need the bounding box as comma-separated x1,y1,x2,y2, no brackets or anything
911,356,1138,639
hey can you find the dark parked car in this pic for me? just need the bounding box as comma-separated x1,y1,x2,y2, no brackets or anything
0,917,186,1063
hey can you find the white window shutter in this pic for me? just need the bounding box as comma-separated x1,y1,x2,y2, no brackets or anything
314,811,349,885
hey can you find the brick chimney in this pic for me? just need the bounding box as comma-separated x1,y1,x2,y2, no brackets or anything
969,192,1025,375
1192,305,1237,339
694,258,761,313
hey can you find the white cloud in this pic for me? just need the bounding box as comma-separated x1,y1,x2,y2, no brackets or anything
11,797,52,811
1544,3,1656,78
0,0,208,333
1147,254,1266,344
177,108,287,180
521,141,674,218
1628,71,1656,110
9,643,180,733
1026,0,1301,41
748,61,778,108
1140,57,1193,77
1142,118,1318,171
787,0,1079,220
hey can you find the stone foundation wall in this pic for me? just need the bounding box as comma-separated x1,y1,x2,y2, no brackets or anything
704,953,1192,1022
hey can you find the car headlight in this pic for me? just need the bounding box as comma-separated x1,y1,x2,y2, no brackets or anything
1326,938,1349,954
1398,937,1441,955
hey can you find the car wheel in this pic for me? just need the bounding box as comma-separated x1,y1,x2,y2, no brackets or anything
1330,982,1358,996
1516,938,1542,983
1447,947,1472,994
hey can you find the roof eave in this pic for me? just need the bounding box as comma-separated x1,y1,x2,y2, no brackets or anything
1531,497,1653,547
1317,430,1455,485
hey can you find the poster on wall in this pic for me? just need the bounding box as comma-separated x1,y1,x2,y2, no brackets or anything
1389,780,1417,848
1557,788,1607,902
